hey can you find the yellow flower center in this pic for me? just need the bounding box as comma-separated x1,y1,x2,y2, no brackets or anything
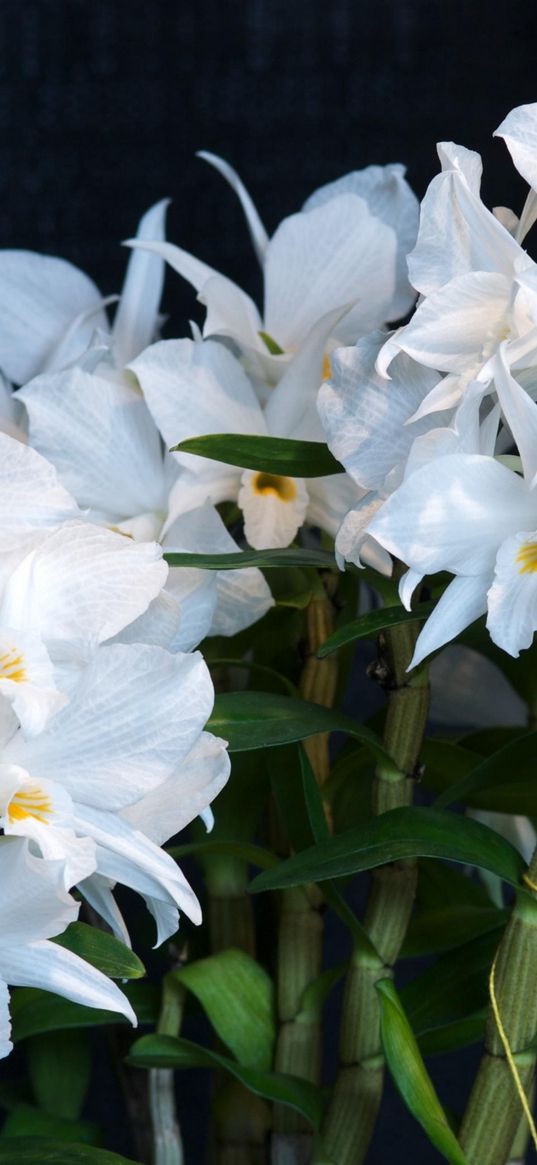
8,785,52,825
322,353,332,380
252,473,297,502
0,648,26,684
516,541,537,574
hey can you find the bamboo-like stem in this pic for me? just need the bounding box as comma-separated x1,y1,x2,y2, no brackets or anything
272,584,337,1165
315,617,429,1165
149,971,186,1165
507,1079,535,1164
459,855,537,1165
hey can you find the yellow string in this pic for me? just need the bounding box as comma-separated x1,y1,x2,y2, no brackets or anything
489,953,537,1150
522,872,537,893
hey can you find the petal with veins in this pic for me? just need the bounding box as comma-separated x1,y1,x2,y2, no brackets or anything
487,529,537,656
495,103,537,195
112,199,169,367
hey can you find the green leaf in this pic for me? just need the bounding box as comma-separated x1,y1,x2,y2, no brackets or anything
317,601,436,657
249,806,526,893
128,1035,325,1129
208,656,297,694
403,858,508,957
402,928,504,1038
52,923,144,980
164,546,338,571
434,731,537,810
167,840,278,870
1,1105,98,1145
0,1141,138,1164
27,1030,91,1121
207,691,396,770
417,1012,487,1057
170,433,343,478
377,979,469,1165
176,949,274,1069
11,982,158,1042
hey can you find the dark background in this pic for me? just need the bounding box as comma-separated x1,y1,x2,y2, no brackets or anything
3,1,537,1161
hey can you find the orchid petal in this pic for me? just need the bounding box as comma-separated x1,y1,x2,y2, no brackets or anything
495,103,537,195
113,199,169,367
487,529,537,656
408,574,489,669
198,151,269,263
239,469,309,549
0,940,135,1025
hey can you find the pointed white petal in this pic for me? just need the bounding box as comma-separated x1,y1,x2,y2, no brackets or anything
492,346,537,485
264,195,397,349
2,522,168,658
19,367,167,520
334,493,392,573
399,569,424,610
79,873,132,947
368,454,537,576
7,645,214,810
436,142,483,192
198,152,269,263
495,104,537,194
199,272,265,351
0,251,108,384
303,163,419,320
408,574,489,669
122,731,230,845
122,238,217,294
0,939,136,1025
239,469,309,549
113,199,169,367
265,303,351,438
74,805,202,929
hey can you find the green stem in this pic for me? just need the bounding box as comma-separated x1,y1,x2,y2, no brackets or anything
272,588,337,1165
149,972,186,1165
315,618,429,1165
459,854,537,1165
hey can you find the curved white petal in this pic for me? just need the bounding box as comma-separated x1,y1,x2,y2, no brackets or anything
264,194,397,349
239,469,309,549
493,345,537,485
303,163,419,320
122,731,230,845
0,433,78,558
7,645,214,811
19,367,167,520
198,152,269,264
0,836,77,943
334,493,392,573
265,304,351,438
122,238,217,294
0,251,108,384
0,629,65,736
112,199,169,367
305,472,361,540
199,273,263,351
0,940,136,1025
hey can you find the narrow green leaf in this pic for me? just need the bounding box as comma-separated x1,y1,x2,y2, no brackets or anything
0,1141,138,1164
377,980,469,1164
208,657,297,695
128,1035,325,1129
249,807,526,893
11,982,158,1042
27,1030,91,1121
318,600,436,657
207,691,396,770
417,1011,487,1057
167,840,278,870
176,949,274,1069
164,546,337,571
435,731,537,810
1,1104,98,1145
52,922,144,980
170,433,343,478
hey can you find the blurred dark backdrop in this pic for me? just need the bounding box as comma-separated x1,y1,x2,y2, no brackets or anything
1,0,536,332
2,2,537,1161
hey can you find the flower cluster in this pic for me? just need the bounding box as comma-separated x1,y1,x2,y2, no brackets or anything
4,99,537,1062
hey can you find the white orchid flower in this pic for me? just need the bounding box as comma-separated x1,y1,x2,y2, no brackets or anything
367,347,537,665
2,642,223,942
125,154,418,388
0,836,136,1058
0,199,168,385
377,111,537,414
130,334,359,551
18,360,272,643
